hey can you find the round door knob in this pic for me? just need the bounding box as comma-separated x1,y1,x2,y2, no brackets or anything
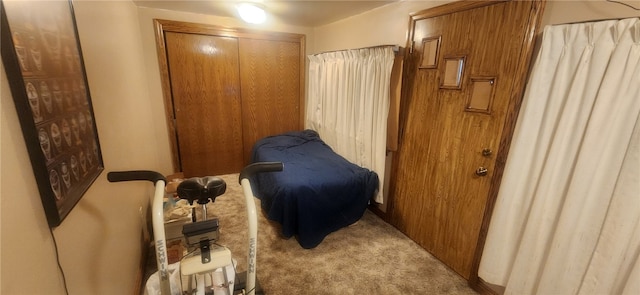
476,167,488,176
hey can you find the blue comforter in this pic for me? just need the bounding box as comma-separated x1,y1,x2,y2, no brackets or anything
251,130,379,248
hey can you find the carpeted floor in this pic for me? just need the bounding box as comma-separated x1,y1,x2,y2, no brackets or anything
150,173,477,294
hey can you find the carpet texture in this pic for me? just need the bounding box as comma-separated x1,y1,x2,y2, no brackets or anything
192,173,477,295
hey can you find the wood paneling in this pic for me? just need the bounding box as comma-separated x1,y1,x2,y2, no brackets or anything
239,38,301,164
165,32,243,176
389,0,544,280
154,20,305,176
387,51,404,152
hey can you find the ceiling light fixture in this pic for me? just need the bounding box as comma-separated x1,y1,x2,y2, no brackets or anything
237,3,266,24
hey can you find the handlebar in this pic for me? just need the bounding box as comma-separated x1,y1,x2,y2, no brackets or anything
107,170,166,184
108,169,170,294
238,162,283,184
108,163,281,188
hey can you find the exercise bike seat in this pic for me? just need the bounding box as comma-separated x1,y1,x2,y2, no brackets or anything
177,176,226,205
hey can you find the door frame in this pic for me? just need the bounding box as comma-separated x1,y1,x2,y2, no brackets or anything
387,0,546,290
153,19,306,172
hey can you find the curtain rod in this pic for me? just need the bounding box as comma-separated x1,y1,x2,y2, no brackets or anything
559,16,639,26
311,44,401,56
605,0,640,11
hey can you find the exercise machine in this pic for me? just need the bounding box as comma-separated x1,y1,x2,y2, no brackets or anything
107,162,283,295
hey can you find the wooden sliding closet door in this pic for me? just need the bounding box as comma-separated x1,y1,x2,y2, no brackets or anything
389,0,544,280
239,38,302,164
156,20,305,177
165,32,244,177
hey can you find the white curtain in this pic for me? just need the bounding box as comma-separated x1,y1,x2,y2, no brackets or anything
479,18,640,294
306,46,394,203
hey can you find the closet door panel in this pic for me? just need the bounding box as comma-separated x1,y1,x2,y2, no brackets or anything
165,32,243,176
238,38,302,164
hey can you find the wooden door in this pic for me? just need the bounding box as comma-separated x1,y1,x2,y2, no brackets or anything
165,32,244,177
156,20,305,177
238,38,302,164
389,1,543,279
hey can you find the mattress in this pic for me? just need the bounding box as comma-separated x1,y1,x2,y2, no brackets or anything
250,129,379,248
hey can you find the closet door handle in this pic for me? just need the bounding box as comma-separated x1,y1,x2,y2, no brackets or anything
475,167,488,176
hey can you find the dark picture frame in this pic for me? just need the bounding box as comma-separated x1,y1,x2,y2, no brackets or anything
1,0,103,227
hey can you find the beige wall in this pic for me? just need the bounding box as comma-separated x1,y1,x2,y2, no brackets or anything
541,0,640,26
311,1,452,54
1,62,68,293
0,1,313,294
1,1,159,294
312,0,640,55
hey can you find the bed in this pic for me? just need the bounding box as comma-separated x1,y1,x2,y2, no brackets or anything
250,129,379,248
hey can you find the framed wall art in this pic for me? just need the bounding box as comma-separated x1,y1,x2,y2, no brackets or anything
1,0,103,227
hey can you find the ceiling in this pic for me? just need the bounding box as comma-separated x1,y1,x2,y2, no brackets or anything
132,0,399,27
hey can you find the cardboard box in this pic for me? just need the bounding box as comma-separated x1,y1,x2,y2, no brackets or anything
166,239,185,264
